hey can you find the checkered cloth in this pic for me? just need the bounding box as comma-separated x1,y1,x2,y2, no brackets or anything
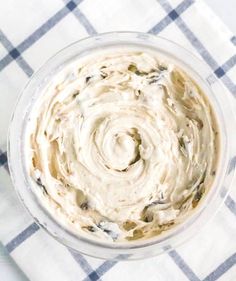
0,0,236,280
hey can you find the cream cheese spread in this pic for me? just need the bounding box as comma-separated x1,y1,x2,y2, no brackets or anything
27,49,219,242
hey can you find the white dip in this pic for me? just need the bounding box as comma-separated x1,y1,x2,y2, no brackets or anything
27,49,219,242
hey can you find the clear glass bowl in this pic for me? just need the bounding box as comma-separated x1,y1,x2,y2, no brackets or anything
8,32,236,260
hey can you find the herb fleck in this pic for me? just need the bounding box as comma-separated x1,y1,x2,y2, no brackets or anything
72,90,80,98
83,225,96,232
80,201,89,210
36,177,48,195
126,229,144,241
141,204,155,223
179,137,188,157
123,220,137,231
148,76,160,84
128,64,148,76
85,76,92,83
135,70,148,76
195,118,203,129
100,72,108,79
97,222,119,240
160,221,175,229
199,170,206,185
143,213,153,223
128,64,138,72
192,186,205,208
158,65,167,71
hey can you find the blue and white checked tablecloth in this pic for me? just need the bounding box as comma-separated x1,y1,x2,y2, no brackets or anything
0,0,236,280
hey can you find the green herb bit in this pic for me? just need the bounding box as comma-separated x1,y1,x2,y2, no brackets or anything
128,64,148,76
80,201,89,210
159,221,175,230
137,90,142,96
126,229,144,241
123,220,137,231
195,117,203,129
179,137,188,157
143,213,153,223
85,76,92,83
148,77,160,84
72,90,80,98
128,64,138,72
100,72,108,79
141,205,153,223
199,170,207,185
82,225,96,232
192,186,205,208
135,70,148,76
179,137,185,148
158,65,168,71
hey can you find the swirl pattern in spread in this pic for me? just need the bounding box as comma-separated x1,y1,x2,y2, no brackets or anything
27,50,219,242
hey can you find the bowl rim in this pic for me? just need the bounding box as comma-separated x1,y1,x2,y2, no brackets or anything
7,31,236,259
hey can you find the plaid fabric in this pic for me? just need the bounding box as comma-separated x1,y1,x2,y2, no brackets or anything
0,0,236,280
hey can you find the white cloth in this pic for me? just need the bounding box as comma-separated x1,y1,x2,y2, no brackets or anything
0,0,236,280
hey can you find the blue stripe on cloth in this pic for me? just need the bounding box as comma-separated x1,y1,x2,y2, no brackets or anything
64,0,83,5
149,0,194,34
70,8,97,35
168,9,179,21
0,150,7,166
0,149,9,172
0,30,33,77
69,249,99,278
221,75,236,95
214,67,225,79
157,0,218,68
83,260,117,281
157,0,236,95
5,223,39,253
62,0,97,35
231,36,236,46
203,253,236,281
5,221,116,280
228,156,236,174
84,271,100,281
66,1,77,11
214,55,236,78
0,0,81,73
168,249,200,281
225,195,236,216
69,248,117,281
176,15,236,94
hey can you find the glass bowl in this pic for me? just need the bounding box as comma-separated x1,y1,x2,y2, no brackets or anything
8,32,236,260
